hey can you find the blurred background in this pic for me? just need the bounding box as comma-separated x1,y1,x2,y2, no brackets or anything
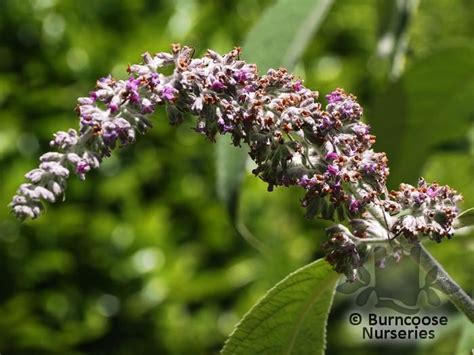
0,0,472,354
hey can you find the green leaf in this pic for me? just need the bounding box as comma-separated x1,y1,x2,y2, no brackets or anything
216,142,247,219
216,0,334,216
374,0,420,80
455,319,474,355
417,314,465,353
454,207,474,229
241,0,334,72
221,259,339,355
370,46,474,187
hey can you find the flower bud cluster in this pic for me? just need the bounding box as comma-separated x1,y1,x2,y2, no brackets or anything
321,228,369,281
11,45,390,221
9,45,465,282
384,178,463,242
11,50,177,219
155,47,389,220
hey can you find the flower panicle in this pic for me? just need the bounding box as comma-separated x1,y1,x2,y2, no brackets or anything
10,44,388,221
10,45,464,281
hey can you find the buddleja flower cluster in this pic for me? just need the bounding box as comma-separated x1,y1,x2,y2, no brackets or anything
10,45,463,281
384,178,462,242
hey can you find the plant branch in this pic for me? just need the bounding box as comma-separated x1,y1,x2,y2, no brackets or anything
350,184,391,230
412,243,474,322
351,184,474,322
333,224,388,244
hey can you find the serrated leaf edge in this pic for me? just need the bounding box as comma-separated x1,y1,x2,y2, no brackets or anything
221,259,339,355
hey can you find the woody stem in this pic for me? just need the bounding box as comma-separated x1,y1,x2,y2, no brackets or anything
413,243,474,322
350,186,474,321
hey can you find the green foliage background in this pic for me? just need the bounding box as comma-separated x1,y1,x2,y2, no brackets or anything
0,0,472,354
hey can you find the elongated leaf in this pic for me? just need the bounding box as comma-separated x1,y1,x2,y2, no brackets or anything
216,141,247,219
241,0,334,71
216,0,334,216
456,320,474,355
371,46,474,187
221,259,339,355
375,0,420,80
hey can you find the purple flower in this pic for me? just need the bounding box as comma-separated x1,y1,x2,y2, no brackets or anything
25,169,44,184
98,76,111,83
349,198,361,214
161,84,177,101
89,91,98,100
352,123,370,136
141,98,154,114
108,102,119,113
387,179,462,241
10,43,463,268
413,192,427,205
217,117,234,133
126,77,139,91
297,175,316,189
243,84,255,93
322,231,366,282
40,161,69,178
126,77,141,103
149,73,160,87
325,152,339,161
293,80,303,92
332,181,342,194
102,123,118,145
325,89,363,121
426,186,439,198
234,68,250,83
326,89,344,103
362,163,376,174
75,160,91,180
76,161,90,175
319,116,333,131
50,130,78,150
326,164,339,176
78,97,95,105
211,80,225,91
